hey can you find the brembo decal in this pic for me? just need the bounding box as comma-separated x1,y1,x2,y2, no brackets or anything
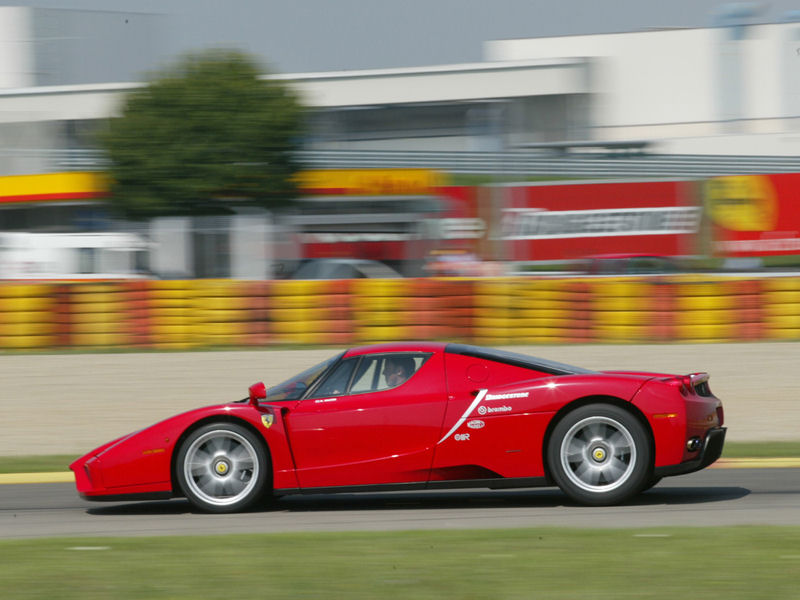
481,405,512,414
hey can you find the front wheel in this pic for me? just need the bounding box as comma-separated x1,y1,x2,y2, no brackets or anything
176,422,269,513
547,404,651,506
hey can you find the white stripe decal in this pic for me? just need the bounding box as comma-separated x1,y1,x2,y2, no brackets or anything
437,389,488,444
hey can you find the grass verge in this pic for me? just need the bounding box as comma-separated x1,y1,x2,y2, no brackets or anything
1,527,798,599
1,441,799,474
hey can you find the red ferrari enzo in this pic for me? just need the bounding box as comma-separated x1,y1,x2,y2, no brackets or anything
71,342,726,512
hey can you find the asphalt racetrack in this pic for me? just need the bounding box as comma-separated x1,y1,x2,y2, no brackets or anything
2,467,798,539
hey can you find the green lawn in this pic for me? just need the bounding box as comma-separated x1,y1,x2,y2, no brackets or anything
1,441,798,474
1,527,798,599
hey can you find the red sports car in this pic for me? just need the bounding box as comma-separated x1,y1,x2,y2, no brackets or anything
70,342,726,512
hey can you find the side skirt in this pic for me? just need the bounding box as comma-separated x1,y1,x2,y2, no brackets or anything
80,491,174,502
274,476,549,496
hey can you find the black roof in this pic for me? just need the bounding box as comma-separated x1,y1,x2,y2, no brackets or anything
445,343,594,376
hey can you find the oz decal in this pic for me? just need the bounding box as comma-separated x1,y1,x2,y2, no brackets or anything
467,420,485,429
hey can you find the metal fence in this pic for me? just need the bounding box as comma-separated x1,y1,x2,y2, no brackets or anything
7,147,800,178
296,149,800,178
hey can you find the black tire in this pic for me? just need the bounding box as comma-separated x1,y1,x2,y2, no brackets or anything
641,475,662,492
547,404,651,506
176,422,269,513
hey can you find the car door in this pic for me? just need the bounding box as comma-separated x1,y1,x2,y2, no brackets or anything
431,352,555,480
285,351,447,488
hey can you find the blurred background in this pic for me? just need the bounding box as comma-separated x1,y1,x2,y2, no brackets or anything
1,0,800,350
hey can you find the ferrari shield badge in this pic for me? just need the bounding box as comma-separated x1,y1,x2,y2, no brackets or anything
261,414,274,429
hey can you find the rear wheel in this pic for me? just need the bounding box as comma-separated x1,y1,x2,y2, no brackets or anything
642,475,662,492
547,404,651,506
176,422,269,513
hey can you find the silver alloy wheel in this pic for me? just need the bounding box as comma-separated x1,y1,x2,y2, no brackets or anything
559,415,637,493
182,429,260,507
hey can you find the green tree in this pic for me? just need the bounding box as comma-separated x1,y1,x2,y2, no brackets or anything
102,49,304,219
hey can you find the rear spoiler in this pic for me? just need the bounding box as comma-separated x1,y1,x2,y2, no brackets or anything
662,372,711,396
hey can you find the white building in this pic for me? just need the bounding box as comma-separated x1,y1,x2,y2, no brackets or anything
486,21,800,154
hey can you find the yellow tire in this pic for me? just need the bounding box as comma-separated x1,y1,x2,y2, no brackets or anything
351,279,409,297
0,284,53,298
765,327,800,340
0,310,49,324
676,295,734,311
0,297,52,312
675,310,736,326
0,322,53,336
764,302,800,317
192,296,244,311
592,311,649,326
764,314,800,328
268,295,321,309
764,278,800,292
674,323,735,340
0,335,54,349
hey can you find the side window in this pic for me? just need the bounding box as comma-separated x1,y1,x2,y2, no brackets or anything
309,358,357,398
351,357,380,394
351,353,430,394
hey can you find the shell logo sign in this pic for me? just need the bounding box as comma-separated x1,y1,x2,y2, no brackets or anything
0,172,110,204
704,175,778,232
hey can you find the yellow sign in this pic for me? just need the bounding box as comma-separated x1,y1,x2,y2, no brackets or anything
705,175,778,231
296,169,444,196
0,172,110,203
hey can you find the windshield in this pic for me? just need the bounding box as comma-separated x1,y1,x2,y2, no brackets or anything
267,352,343,401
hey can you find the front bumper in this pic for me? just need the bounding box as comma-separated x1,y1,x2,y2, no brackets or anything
653,426,727,478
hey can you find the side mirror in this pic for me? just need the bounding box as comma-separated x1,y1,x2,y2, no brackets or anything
248,382,267,407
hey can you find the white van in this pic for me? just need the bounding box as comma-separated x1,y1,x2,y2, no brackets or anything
0,232,149,280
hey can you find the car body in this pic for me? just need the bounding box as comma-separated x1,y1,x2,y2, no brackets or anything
70,342,726,512
289,258,402,279
584,253,678,275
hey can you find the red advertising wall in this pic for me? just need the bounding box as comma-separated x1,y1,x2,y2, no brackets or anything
503,180,699,261
706,174,800,257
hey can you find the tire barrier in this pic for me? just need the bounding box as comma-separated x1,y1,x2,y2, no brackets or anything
672,277,768,343
360,278,475,342
763,277,800,340
352,278,417,344
0,276,798,350
66,282,127,348
146,280,195,349
0,284,55,349
590,280,654,343
268,279,355,346
191,279,249,347
473,279,593,345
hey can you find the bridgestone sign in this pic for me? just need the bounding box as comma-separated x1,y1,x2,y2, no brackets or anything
501,206,702,240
